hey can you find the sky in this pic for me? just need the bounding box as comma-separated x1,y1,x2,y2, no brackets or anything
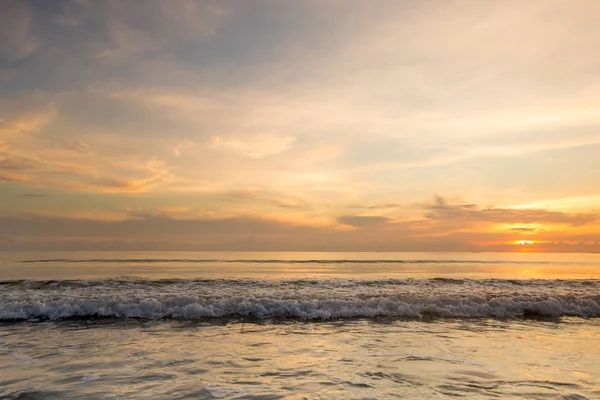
1,0,600,252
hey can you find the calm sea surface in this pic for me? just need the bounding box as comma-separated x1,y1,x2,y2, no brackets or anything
1,252,599,399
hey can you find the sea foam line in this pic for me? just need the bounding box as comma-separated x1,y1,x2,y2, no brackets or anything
2,295,599,321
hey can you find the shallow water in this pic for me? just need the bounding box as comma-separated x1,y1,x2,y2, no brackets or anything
1,319,599,399
1,252,599,399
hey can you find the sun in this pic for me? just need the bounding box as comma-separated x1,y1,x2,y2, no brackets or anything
517,240,534,245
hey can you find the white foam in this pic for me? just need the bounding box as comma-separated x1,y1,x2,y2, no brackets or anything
1,278,598,320
81,373,101,382
1,294,598,320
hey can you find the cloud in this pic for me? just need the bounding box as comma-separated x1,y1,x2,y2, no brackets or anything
338,215,392,228
207,134,296,159
509,227,538,232
1,201,599,252
126,206,199,220
426,196,599,227
0,0,38,61
271,199,306,209
0,213,327,244
0,172,28,183
0,102,58,136
347,203,400,210
0,153,171,194
54,0,229,61
171,140,194,156
0,211,402,251
216,188,309,212
0,155,43,170
0,90,178,193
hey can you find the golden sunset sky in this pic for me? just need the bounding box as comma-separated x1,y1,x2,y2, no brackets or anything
1,0,599,251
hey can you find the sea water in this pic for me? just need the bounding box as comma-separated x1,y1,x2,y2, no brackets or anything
1,252,599,399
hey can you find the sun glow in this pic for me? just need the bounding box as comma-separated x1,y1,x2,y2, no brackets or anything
517,240,534,245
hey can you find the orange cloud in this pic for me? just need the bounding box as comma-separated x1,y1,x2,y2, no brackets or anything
426,196,599,227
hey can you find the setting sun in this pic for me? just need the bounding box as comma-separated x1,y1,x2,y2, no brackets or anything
518,240,534,245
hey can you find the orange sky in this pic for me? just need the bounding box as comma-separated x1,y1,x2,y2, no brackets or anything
1,0,599,251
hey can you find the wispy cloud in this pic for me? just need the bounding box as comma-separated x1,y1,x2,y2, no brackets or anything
338,215,392,228
171,140,194,156
207,134,296,159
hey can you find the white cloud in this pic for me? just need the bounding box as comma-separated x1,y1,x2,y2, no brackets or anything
207,134,296,159
172,140,194,156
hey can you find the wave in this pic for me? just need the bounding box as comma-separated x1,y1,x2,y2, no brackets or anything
2,293,598,321
1,278,599,321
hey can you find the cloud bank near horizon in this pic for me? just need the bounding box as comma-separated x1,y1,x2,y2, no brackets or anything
2,197,599,252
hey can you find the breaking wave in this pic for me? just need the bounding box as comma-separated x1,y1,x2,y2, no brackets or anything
1,278,599,321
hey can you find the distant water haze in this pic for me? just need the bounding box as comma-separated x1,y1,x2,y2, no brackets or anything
2,251,600,280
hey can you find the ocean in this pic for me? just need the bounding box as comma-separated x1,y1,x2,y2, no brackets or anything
1,252,599,399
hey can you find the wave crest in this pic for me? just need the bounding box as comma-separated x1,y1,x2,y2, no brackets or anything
2,295,599,321
2,278,599,321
